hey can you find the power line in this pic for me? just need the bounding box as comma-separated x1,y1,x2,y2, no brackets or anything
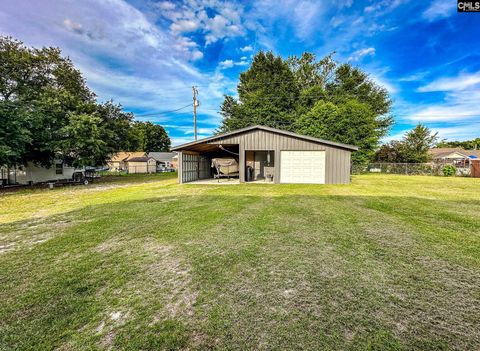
129,103,193,117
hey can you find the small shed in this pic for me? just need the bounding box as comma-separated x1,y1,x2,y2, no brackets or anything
126,157,156,174
171,125,358,184
108,152,146,172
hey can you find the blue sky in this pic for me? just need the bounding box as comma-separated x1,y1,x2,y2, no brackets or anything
1,0,479,145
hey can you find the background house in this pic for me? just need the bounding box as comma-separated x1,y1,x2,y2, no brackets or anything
429,148,480,168
148,152,177,171
107,152,146,172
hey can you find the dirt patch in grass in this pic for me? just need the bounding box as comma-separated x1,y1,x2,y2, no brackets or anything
0,215,89,255
90,236,202,349
146,244,198,321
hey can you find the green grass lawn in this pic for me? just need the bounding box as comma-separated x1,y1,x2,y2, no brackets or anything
1,173,479,350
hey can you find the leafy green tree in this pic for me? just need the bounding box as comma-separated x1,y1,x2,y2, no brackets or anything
58,113,106,167
219,51,393,164
287,52,336,91
295,100,380,165
0,101,31,166
401,124,438,163
374,141,405,162
327,64,392,116
375,124,438,163
126,122,146,152
0,36,171,169
96,101,136,155
142,122,170,152
0,36,95,167
126,121,171,152
219,51,299,132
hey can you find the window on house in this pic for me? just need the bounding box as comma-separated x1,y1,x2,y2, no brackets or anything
55,163,63,175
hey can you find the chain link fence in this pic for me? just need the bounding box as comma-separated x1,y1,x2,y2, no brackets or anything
352,163,472,177
101,165,176,176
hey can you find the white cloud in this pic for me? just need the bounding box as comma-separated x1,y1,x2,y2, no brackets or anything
157,1,176,11
364,0,407,15
407,72,480,123
219,58,249,69
191,50,204,60
155,1,246,47
417,72,480,92
219,59,234,68
369,72,398,94
423,0,452,21
292,1,324,39
330,16,345,28
204,14,245,45
348,47,376,61
240,45,253,52
173,36,204,61
250,0,323,41
431,123,480,140
398,72,427,82
170,19,199,33
406,105,480,122
63,19,83,34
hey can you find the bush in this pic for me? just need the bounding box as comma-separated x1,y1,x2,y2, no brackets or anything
442,165,456,177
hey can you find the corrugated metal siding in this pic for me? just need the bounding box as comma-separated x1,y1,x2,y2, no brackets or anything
205,129,351,184
178,152,210,183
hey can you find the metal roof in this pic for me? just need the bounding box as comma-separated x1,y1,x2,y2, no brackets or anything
127,156,155,162
171,125,359,151
148,152,177,161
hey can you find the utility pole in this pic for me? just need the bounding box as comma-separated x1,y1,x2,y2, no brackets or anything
192,86,199,140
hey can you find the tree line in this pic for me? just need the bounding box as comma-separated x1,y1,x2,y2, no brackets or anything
220,51,478,165
0,37,170,169
436,138,480,150
219,51,393,165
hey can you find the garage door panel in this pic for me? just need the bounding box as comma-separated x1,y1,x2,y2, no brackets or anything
280,151,325,184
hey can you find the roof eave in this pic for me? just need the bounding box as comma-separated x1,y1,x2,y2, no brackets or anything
171,125,358,151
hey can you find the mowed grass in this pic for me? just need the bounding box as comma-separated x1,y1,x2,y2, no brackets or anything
1,173,479,350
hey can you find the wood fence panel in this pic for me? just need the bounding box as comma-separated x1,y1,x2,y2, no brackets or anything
471,160,480,178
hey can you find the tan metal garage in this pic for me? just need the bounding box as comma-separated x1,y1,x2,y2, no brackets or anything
171,125,358,184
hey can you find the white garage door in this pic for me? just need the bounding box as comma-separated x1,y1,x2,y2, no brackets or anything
280,151,326,184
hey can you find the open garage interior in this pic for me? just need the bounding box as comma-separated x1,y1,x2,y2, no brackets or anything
245,150,275,182
173,125,357,184
179,144,240,183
